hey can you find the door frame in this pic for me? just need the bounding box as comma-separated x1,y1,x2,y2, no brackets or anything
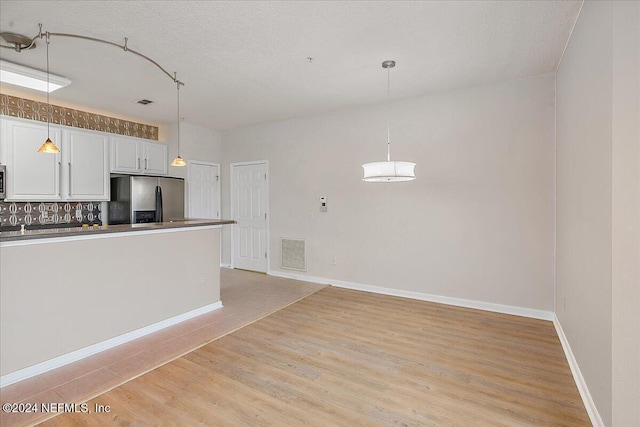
186,160,221,219
230,160,269,271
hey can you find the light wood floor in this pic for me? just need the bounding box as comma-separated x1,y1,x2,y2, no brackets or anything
0,269,326,427
44,286,590,426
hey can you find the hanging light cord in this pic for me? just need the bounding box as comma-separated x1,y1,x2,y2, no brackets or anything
176,72,181,154
386,64,391,162
45,31,51,139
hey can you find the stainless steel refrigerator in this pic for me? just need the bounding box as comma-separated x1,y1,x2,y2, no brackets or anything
108,175,185,224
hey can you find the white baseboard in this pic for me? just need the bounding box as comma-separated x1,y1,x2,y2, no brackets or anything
267,270,554,321
553,315,604,427
0,301,223,388
220,263,233,269
268,269,330,286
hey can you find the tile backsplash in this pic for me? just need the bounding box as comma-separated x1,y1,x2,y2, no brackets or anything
0,201,102,228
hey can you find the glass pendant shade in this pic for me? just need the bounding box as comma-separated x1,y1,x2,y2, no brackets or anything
38,138,60,154
362,161,416,182
171,155,186,167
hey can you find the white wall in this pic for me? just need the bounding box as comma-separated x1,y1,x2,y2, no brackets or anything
221,74,556,312
166,121,222,179
556,2,613,423
611,2,640,425
556,1,640,425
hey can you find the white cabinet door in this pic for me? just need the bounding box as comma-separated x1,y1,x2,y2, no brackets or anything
110,136,142,173
110,136,167,175
143,141,168,175
64,129,109,201
1,117,63,201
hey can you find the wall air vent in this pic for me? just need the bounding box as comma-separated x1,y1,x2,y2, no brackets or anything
137,99,153,105
281,238,306,271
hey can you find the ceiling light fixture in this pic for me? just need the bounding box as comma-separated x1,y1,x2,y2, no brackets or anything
170,73,186,167
0,60,71,93
0,32,36,52
1,24,183,87
362,60,416,182
2,24,187,155
37,32,60,154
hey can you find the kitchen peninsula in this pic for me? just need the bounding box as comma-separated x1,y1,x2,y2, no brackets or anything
0,219,234,386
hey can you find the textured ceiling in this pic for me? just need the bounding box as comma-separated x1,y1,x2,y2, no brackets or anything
0,1,581,131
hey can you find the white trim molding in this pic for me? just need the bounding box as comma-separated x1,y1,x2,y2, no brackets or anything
0,301,223,388
267,269,554,321
553,315,604,427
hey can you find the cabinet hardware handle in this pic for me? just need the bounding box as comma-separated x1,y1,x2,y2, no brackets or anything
137,158,140,170
145,158,148,170
58,161,62,197
68,163,72,196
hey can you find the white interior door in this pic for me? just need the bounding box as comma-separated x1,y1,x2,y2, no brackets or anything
232,162,268,272
187,161,220,219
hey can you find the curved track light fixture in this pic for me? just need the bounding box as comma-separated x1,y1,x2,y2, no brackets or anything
1,24,186,154
1,24,184,86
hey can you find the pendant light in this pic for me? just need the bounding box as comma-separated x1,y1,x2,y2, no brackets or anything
362,60,415,182
170,73,186,167
37,32,60,154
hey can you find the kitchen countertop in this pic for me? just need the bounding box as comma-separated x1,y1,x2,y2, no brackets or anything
0,219,235,243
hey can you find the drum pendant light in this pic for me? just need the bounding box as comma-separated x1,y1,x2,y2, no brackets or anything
362,60,415,182
170,73,186,167
37,32,60,154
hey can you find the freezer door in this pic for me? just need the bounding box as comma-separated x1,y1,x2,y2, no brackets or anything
130,176,158,213
159,177,184,221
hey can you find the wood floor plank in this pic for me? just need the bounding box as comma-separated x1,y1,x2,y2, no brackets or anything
43,286,590,426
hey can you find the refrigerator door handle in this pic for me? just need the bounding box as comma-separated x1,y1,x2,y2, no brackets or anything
154,185,163,222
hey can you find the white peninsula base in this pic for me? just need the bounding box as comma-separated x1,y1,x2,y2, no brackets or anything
0,225,222,386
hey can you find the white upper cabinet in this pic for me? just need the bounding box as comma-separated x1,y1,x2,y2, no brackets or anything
0,116,109,202
0,116,165,202
110,135,142,173
110,135,167,175
63,128,109,201
143,141,168,175
1,117,63,201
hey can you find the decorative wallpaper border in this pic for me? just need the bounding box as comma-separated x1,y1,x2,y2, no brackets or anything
0,94,158,140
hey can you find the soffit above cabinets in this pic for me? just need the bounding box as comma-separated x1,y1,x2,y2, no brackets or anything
0,1,581,131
